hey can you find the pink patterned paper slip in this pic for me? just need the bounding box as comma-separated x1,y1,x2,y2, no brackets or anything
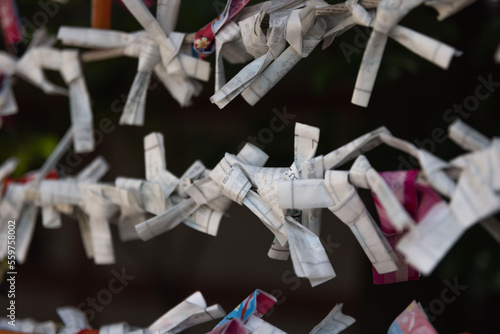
388,300,438,334
0,0,22,47
372,170,442,284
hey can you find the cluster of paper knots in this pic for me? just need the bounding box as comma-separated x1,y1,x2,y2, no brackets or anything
0,0,486,141
1,119,498,290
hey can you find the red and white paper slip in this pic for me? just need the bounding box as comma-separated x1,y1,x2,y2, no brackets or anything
211,289,276,330
193,0,250,58
0,0,22,46
208,319,248,334
3,169,59,191
388,300,437,334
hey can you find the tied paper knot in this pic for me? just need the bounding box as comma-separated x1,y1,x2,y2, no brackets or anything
0,29,94,153
210,157,251,205
347,0,461,107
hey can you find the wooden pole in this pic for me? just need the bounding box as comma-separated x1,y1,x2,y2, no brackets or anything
91,0,113,29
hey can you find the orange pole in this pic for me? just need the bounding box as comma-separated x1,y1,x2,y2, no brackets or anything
91,0,113,29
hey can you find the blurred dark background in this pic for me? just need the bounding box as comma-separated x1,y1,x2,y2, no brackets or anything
1,0,500,333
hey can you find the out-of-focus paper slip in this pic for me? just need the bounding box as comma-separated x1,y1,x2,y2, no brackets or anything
349,155,416,233
115,177,165,215
212,290,276,330
79,183,143,264
0,158,17,186
388,300,437,334
58,0,210,114
322,127,456,198
0,41,94,152
245,315,287,334
448,120,500,243
56,307,92,334
99,323,129,334
425,0,476,21
1,128,74,264
156,0,181,34
144,132,179,198
120,0,182,71
448,119,490,151
396,201,465,275
39,179,81,228
309,303,355,334
448,125,500,229
0,318,56,334
149,291,225,334
208,319,248,334
371,170,433,284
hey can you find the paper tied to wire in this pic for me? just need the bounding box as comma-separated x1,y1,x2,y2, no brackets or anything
393,122,500,275
0,29,94,152
346,0,462,107
0,120,499,275
58,0,211,125
1,291,225,334
193,0,250,58
0,127,75,264
134,140,269,242
208,291,355,334
278,165,400,275
42,0,478,113
208,0,475,109
268,122,322,262
276,121,500,277
147,291,225,334
0,289,355,334
210,0,330,109
206,123,336,287
0,127,115,266
344,153,425,284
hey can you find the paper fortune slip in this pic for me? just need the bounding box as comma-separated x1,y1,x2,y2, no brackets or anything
388,300,437,334
0,120,498,280
212,289,277,330
0,28,94,153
